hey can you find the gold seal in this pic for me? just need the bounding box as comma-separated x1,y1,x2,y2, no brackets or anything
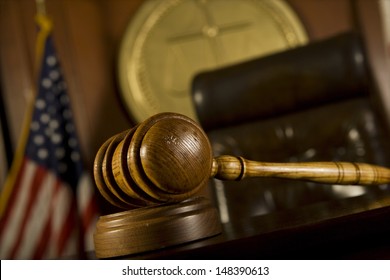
118,0,308,123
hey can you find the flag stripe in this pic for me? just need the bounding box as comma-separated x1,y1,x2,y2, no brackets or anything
60,222,79,258
0,159,34,258
50,182,75,258
9,163,46,259
81,196,98,252
56,188,78,257
46,180,66,259
82,196,98,235
77,174,98,243
0,158,28,234
33,179,62,259
32,210,52,259
17,170,56,259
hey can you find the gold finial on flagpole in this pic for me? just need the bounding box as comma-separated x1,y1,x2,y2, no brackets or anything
35,0,46,16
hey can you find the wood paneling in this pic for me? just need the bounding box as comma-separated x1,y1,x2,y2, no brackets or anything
288,0,353,39
0,0,35,153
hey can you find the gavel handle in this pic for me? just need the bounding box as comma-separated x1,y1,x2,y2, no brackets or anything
211,155,390,185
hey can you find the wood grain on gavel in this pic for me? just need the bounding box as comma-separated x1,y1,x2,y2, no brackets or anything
94,112,390,209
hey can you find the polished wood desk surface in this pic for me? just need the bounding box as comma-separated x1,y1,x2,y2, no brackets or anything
87,188,390,260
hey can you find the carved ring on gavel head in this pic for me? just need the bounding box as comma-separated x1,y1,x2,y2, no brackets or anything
94,112,390,209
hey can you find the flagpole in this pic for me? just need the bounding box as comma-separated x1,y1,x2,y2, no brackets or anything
0,0,50,217
35,0,46,16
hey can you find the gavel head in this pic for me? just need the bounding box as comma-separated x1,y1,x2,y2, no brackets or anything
94,112,213,209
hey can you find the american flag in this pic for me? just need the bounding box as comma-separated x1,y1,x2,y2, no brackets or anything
0,14,98,259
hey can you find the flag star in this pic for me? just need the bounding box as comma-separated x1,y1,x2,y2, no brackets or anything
51,133,62,144
46,92,55,102
35,99,46,110
49,119,59,130
60,94,69,105
33,135,45,145
37,148,49,159
48,105,57,115
71,151,80,162
52,86,60,95
63,109,72,120
49,70,60,80
44,127,53,137
57,81,67,91
31,121,40,131
65,123,74,133
40,113,50,124
68,137,78,148
55,147,65,159
42,78,53,89
46,55,57,66
58,162,67,173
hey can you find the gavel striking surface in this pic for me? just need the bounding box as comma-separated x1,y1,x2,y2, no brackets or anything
94,197,221,259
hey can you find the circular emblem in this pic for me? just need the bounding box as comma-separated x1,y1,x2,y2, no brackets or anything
118,0,308,123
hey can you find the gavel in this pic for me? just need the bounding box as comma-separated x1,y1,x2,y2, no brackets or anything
93,112,390,258
95,112,390,208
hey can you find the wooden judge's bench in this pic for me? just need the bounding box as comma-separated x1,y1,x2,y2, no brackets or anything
1,0,390,259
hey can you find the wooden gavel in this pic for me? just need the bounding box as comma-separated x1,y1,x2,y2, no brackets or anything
94,112,390,209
